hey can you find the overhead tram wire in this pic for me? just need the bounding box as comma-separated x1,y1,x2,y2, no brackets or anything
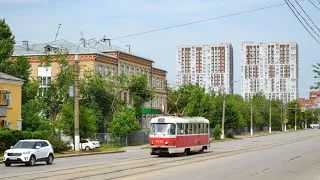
284,0,320,44
308,0,320,10
111,0,305,40
288,0,320,38
295,0,320,33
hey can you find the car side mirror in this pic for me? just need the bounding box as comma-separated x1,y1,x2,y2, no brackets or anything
35,146,41,149
10,146,13,149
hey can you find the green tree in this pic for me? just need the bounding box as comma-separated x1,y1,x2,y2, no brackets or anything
311,63,320,90
108,109,140,138
0,19,15,65
22,99,51,131
57,100,97,139
128,74,153,119
80,71,117,133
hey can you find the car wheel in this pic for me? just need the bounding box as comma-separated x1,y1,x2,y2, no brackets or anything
27,155,36,166
4,162,11,167
46,154,54,165
85,146,90,151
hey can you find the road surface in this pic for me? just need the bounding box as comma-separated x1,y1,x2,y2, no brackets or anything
1,129,320,180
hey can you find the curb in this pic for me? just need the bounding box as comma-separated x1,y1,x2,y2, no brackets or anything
0,150,125,164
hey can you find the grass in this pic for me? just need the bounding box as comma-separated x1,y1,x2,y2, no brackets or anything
0,154,3,161
140,146,150,150
55,144,122,156
210,137,242,143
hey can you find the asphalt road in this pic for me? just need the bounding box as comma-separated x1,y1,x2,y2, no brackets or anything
0,129,319,180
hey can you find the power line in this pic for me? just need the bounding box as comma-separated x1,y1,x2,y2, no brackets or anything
308,0,320,10
295,0,320,33
284,0,320,44
288,0,320,38
111,1,303,40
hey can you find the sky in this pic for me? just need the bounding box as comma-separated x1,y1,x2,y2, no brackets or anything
0,0,319,98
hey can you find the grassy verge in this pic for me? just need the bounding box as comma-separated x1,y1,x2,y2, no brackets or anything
210,137,242,143
55,144,122,156
140,146,150,150
0,154,3,161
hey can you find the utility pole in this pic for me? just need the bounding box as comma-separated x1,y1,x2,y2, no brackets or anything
280,101,283,131
269,99,272,133
284,104,287,132
221,93,226,139
74,54,80,152
295,104,297,131
250,97,253,136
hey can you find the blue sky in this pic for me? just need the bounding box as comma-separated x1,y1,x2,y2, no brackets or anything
1,0,319,98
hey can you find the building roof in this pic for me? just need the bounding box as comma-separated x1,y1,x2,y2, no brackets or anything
13,39,117,59
0,72,24,82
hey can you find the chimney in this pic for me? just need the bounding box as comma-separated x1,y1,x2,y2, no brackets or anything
101,36,111,47
22,40,29,51
126,45,131,53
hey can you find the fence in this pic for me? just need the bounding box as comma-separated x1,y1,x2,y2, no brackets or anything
94,131,149,146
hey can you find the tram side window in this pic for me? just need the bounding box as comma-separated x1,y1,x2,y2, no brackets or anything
195,123,199,134
188,123,192,134
185,123,189,134
200,124,204,134
191,123,195,134
177,123,184,135
204,124,208,133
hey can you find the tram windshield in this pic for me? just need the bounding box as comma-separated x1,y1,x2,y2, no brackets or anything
150,123,176,135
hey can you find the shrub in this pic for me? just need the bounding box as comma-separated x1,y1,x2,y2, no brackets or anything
213,124,222,140
0,129,70,153
226,129,235,139
47,137,71,152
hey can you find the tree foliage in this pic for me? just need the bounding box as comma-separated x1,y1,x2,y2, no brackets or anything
108,109,140,138
0,19,15,63
311,63,320,90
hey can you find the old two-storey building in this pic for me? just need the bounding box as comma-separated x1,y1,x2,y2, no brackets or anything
0,72,24,130
12,39,167,129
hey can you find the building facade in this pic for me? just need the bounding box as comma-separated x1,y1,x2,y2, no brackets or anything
176,44,234,94
241,42,299,102
12,39,167,129
0,72,24,130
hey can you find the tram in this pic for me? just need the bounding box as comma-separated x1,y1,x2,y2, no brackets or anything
149,116,210,157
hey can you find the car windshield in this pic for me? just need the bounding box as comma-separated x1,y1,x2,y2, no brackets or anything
150,123,176,135
13,141,36,149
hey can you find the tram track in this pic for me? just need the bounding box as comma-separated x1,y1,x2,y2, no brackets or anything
3,131,320,180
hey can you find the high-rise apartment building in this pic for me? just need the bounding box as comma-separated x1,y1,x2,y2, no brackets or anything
241,42,299,102
176,44,234,94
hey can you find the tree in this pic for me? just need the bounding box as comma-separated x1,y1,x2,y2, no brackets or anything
22,99,51,131
311,63,320,90
128,74,153,119
0,19,15,65
57,100,97,139
80,71,117,133
108,109,140,138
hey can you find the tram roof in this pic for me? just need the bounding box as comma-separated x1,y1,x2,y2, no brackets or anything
150,116,209,124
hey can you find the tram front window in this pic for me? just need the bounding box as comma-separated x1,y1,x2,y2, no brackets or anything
150,123,176,135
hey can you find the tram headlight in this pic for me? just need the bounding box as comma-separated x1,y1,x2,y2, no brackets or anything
151,141,154,145
165,142,168,145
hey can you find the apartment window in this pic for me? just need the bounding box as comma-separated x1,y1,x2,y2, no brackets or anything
98,65,103,74
39,77,51,87
160,81,163,89
6,92,11,108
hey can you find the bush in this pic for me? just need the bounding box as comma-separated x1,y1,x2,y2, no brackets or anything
0,129,70,153
213,124,222,140
226,130,235,139
47,137,71,152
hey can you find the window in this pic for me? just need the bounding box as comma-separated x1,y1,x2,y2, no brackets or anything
192,123,195,134
105,67,109,75
39,77,51,87
204,124,208,133
17,120,22,130
200,124,203,134
177,123,184,135
98,65,103,74
41,141,49,147
5,93,11,107
188,123,192,134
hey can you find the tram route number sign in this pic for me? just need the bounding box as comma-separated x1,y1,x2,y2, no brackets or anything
156,140,163,144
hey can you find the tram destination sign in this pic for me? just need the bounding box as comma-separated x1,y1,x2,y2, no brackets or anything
158,118,165,123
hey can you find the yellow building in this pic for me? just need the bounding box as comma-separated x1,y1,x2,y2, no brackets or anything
0,72,24,130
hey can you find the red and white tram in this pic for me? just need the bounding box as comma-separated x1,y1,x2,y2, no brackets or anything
149,116,210,156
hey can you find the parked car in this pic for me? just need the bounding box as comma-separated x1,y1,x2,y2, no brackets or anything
89,139,100,148
3,139,54,167
70,139,96,151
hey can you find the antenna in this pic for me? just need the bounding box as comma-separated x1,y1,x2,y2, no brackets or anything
55,23,62,41
80,31,84,38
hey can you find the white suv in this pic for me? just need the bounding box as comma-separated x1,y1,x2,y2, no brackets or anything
3,139,54,167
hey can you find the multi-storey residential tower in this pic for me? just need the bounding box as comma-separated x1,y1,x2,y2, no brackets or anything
241,42,299,102
176,44,234,94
